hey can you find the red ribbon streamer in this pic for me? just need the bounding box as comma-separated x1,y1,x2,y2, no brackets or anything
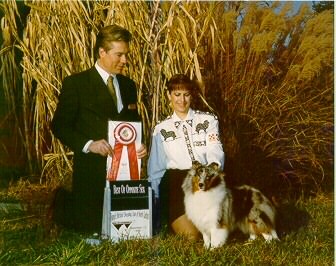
107,141,139,181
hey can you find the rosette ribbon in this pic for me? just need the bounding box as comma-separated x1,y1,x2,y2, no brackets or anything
107,123,139,181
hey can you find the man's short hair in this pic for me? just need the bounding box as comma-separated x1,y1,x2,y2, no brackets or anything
94,24,132,59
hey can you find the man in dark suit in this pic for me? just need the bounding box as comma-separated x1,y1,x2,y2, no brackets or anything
51,25,147,233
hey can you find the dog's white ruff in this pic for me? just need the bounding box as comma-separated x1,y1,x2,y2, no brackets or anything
184,184,230,248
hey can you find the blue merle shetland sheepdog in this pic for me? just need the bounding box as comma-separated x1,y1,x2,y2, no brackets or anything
182,161,279,249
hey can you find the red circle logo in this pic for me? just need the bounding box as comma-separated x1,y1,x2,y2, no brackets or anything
114,123,137,145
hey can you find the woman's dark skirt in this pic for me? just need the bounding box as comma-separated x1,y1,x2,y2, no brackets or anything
158,169,189,233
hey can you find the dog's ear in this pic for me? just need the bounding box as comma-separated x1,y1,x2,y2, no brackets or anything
208,162,219,170
191,160,202,169
187,161,201,177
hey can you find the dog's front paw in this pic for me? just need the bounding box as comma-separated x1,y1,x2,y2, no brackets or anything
210,241,225,249
248,234,257,241
210,228,229,248
204,242,211,249
203,233,211,249
262,230,280,242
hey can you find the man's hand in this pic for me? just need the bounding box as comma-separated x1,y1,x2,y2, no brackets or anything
88,141,146,158
136,144,147,159
88,139,114,157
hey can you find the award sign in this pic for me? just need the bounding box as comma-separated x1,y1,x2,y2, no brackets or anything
106,121,141,181
109,180,152,242
102,121,152,243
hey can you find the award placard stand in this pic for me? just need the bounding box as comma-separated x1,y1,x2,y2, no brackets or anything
101,121,152,242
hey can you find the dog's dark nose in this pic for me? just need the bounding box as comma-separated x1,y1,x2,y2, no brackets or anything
199,183,204,189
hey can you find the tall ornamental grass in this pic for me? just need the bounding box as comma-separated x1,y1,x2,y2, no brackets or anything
0,1,333,197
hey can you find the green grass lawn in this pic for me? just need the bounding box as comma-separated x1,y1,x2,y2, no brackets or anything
0,193,333,265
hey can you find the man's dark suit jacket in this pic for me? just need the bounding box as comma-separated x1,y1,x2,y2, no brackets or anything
51,67,141,232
